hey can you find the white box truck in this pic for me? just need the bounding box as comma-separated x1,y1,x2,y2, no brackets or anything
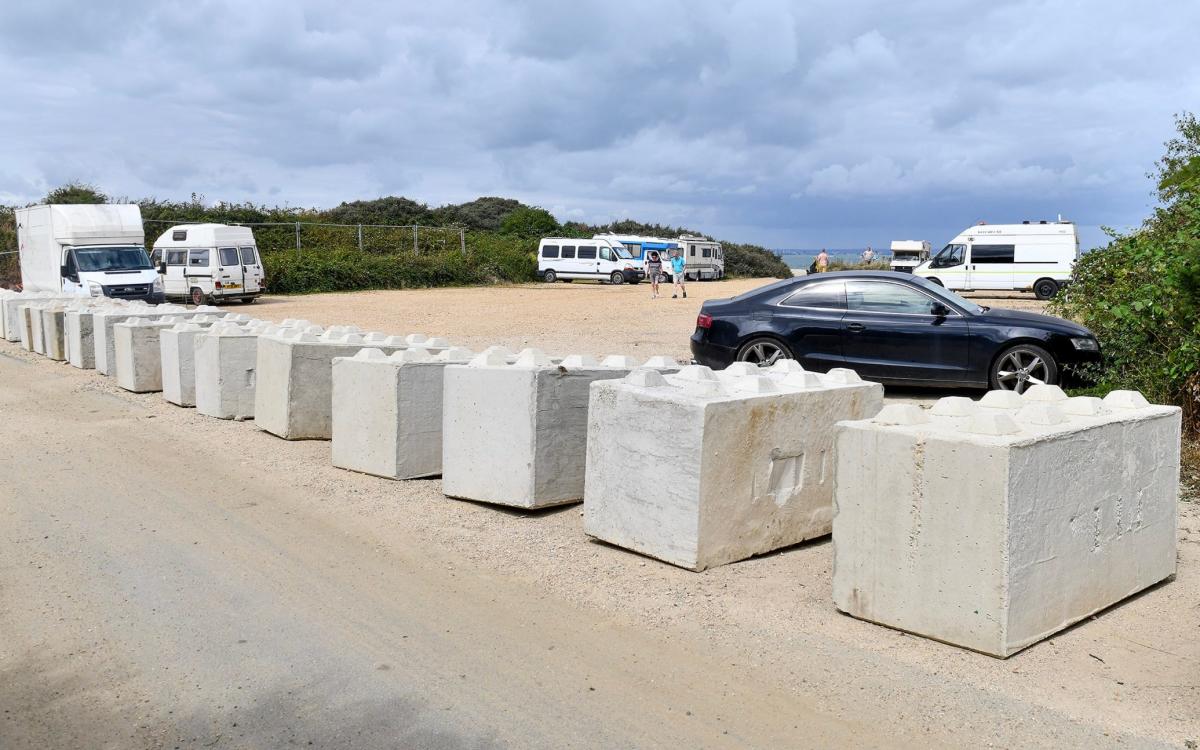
913,220,1079,300
15,204,164,303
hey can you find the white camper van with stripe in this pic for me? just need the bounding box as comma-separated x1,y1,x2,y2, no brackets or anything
913,220,1079,300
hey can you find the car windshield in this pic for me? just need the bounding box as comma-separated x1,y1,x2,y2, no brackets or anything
74,246,152,272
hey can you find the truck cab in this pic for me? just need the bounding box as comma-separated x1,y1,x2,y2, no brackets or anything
15,204,164,303
151,224,264,305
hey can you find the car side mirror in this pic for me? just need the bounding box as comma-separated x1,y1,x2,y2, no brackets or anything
931,302,951,317
60,264,69,278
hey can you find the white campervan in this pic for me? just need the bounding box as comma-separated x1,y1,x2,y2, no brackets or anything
914,220,1079,299
675,235,725,280
538,237,643,284
151,224,264,305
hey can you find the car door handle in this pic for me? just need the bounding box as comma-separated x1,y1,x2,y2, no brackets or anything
847,322,865,332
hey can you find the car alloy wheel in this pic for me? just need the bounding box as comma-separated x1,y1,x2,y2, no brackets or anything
736,337,790,367
992,344,1056,394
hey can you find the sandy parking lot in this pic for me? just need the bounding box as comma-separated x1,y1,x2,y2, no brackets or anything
3,281,1196,749
247,278,1049,364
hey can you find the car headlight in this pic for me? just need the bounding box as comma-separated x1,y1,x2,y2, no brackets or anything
1070,336,1099,351
152,276,164,292
87,281,104,297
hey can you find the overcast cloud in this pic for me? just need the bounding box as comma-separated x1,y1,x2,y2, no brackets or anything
2,0,1198,248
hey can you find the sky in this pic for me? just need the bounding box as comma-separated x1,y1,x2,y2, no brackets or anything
2,1,1199,251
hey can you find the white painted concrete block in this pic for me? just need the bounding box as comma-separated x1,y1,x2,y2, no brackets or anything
332,346,477,479
831,387,1181,658
160,316,223,407
254,331,407,439
65,305,122,369
194,323,263,420
114,318,175,392
3,293,59,342
92,305,193,375
583,361,885,571
442,352,680,508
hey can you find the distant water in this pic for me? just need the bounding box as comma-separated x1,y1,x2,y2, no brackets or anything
776,249,892,268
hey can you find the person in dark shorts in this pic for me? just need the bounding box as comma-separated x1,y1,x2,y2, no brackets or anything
645,251,663,298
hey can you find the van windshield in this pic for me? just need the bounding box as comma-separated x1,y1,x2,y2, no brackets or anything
613,245,632,259
73,246,153,272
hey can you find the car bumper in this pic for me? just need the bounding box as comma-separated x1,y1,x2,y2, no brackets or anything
690,331,736,369
623,269,645,282
1056,348,1103,386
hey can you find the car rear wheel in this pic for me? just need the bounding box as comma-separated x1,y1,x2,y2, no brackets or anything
736,337,794,368
543,269,557,283
1033,278,1059,300
990,343,1058,393
610,271,624,285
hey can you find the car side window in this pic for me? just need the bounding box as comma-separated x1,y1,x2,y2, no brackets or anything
846,281,939,315
239,246,259,266
780,281,846,309
541,245,560,259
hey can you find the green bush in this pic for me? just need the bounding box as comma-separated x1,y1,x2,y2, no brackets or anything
722,242,793,279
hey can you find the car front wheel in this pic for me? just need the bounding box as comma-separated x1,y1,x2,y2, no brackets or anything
736,336,794,368
989,343,1058,393
610,271,624,285
543,269,557,283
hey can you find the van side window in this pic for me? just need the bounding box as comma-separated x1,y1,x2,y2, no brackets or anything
189,249,210,267
561,246,576,259
972,244,1015,264
166,250,187,266
541,245,560,259
578,246,597,260
600,247,614,261
239,247,258,266
702,247,712,258
219,247,240,267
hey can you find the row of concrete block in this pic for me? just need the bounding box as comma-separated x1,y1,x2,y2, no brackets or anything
1,288,1180,658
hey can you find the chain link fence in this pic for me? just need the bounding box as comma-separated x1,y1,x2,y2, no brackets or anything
142,220,467,258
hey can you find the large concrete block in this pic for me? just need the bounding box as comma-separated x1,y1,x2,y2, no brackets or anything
114,318,175,392
331,345,479,479
92,304,200,375
160,315,223,406
40,304,70,360
442,351,680,508
3,293,61,342
194,323,269,420
583,361,885,570
831,386,1181,658
254,330,410,439
65,304,124,369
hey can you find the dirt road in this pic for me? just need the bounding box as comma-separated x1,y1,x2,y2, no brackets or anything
1,282,1197,749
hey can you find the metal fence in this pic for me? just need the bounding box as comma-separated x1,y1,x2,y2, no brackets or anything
142,220,467,257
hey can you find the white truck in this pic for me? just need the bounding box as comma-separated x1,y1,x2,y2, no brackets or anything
888,240,930,273
15,204,164,303
913,220,1080,300
151,224,264,305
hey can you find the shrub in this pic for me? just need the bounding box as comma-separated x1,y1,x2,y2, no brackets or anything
722,242,793,279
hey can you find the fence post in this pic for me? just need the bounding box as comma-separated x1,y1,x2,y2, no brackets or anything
357,224,363,253
460,228,466,256
294,222,301,258
413,225,419,256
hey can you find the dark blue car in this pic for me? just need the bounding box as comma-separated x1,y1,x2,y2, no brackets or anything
690,271,1101,391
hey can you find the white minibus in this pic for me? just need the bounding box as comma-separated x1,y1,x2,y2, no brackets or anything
538,237,643,284
913,220,1079,299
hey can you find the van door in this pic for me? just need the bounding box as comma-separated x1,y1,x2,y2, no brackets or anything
969,244,1015,290
186,248,214,300
577,245,599,279
240,246,263,294
164,249,188,298
559,244,579,277
924,243,969,289
217,246,244,297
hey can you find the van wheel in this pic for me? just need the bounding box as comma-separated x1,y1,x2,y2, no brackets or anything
1033,279,1059,300
609,271,625,285
189,287,207,306
543,270,557,283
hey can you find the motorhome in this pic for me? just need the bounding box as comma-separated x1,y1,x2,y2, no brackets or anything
913,220,1079,299
538,237,642,284
151,224,264,304
592,234,683,280
675,235,725,280
889,240,930,273
15,204,164,303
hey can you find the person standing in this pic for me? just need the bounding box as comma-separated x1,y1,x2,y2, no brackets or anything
862,246,875,264
669,249,687,299
816,249,829,273
645,251,663,299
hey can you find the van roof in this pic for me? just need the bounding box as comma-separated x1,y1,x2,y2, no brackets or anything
153,223,256,247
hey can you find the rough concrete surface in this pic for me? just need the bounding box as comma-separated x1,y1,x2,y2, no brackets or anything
193,323,265,420
113,318,174,393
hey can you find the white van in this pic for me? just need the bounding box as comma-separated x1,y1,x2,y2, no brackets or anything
913,220,1079,299
538,237,643,284
675,235,725,280
151,224,264,305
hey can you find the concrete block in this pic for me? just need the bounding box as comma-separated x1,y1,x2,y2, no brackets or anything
583,361,885,570
831,389,1181,658
92,305,190,375
114,318,175,392
40,304,70,360
65,305,123,369
3,293,60,342
161,319,223,406
194,323,264,420
332,346,477,479
442,352,679,509
254,331,407,439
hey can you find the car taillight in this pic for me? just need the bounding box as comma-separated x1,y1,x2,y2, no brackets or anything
696,313,713,329
215,281,223,289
